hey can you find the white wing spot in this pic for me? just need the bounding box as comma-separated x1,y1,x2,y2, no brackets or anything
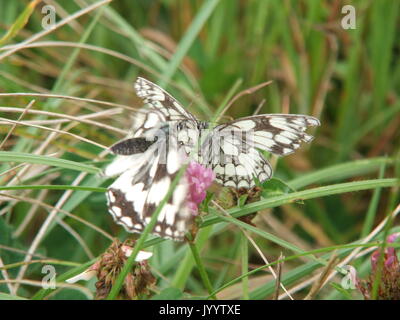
108,191,116,202
165,227,173,237
235,120,256,130
144,113,160,129
167,151,180,174
274,134,292,145
125,182,144,202
148,177,170,205
121,217,133,228
111,206,122,217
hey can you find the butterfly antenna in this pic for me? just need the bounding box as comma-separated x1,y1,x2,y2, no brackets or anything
215,80,273,122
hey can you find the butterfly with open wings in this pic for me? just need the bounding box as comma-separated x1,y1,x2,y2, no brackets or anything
104,77,320,241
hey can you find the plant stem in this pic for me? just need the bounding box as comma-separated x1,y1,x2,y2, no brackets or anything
188,240,216,300
241,232,249,300
172,226,213,289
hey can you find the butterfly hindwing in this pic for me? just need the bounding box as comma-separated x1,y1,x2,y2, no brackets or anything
106,78,198,241
200,129,272,188
210,151,272,189
105,133,192,241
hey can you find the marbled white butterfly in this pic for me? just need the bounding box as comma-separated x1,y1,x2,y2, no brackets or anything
105,77,320,241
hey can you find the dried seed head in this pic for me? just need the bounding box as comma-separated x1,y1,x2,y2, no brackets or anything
94,239,155,300
65,238,154,300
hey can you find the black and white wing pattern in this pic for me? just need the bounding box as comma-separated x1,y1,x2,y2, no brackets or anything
131,77,197,137
105,77,197,179
105,128,192,241
132,77,206,158
202,114,320,189
104,78,198,241
105,76,321,241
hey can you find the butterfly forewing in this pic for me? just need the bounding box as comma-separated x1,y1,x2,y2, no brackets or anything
200,114,320,188
215,114,320,156
134,77,197,121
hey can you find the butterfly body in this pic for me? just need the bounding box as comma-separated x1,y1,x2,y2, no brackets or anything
105,77,320,240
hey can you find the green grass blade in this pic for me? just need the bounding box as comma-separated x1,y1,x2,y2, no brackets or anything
203,178,399,227
0,185,106,193
0,151,101,174
0,0,40,46
288,157,393,190
361,162,386,237
159,0,220,87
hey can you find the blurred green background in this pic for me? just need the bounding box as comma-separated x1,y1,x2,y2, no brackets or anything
0,0,399,300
